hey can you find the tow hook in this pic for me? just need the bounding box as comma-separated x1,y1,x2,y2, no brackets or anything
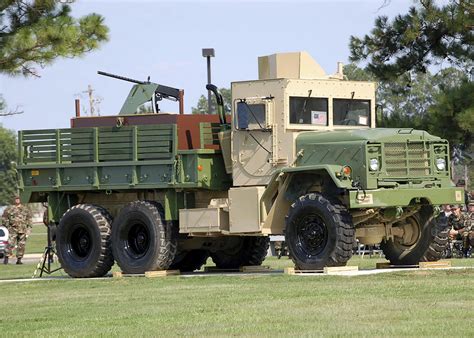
352,180,367,201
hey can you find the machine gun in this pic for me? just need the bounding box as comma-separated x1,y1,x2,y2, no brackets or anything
98,71,184,115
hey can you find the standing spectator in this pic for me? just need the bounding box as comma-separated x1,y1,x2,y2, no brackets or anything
2,196,32,265
448,205,469,258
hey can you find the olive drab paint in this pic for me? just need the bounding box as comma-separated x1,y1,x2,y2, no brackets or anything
16,51,464,275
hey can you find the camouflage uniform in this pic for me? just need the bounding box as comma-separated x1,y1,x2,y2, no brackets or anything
466,204,474,249
449,209,472,257
449,209,464,228
2,204,32,260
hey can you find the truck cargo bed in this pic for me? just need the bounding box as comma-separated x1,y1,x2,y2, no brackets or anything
17,121,231,196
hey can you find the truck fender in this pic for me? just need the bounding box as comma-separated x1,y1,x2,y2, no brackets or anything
260,165,349,235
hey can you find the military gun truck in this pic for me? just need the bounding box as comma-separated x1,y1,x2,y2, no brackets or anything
17,52,464,277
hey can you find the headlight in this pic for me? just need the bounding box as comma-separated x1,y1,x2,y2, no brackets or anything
369,158,379,171
435,158,446,171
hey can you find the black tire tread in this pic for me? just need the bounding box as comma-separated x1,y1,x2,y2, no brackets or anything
170,249,209,272
382,206,448,265
286,193,355,270
421,219,449,262
58,204,113,278
112,200,177,273
210,236,269,269
138,200,177,270
245,236,270,266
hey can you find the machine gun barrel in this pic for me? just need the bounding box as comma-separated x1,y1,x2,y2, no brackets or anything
97,71,146,84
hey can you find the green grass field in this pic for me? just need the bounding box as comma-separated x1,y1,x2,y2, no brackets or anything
20,223,48,254
1,224,473,336
0,260,473,336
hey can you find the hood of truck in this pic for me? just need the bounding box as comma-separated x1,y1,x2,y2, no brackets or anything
296,128,442,145
294,128,450,190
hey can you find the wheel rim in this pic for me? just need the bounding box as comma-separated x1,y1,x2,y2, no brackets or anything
394,217,421,247
68,225,92,261
295,213,328,257
125,222,150,259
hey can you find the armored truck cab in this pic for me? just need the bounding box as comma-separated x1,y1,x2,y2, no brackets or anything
17,52,463,277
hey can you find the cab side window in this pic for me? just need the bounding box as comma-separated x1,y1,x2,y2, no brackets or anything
289,97,328,125
236,102,266,130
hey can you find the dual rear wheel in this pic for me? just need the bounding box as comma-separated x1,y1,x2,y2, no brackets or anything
56,201,177,277
56,201,269,277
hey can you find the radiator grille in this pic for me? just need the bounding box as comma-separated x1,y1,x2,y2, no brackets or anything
384,142,431,176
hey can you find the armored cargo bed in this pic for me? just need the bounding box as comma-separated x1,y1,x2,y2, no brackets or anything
70,113,228,150
18,114,231,196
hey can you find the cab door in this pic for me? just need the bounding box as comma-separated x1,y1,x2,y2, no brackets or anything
232,98,277,186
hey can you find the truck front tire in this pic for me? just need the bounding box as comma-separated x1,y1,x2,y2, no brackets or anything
56,204,114,278
111,201,177,274
381,206,449,265
285,193,354,270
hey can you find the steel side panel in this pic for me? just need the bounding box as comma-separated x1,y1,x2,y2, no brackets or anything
229,187,266,233
349,187,464,208
179,208,229,233
71,114,229,150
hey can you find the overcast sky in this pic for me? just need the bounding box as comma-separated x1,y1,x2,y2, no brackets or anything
0,0,417,132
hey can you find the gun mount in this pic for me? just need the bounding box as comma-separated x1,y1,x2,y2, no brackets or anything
98,71,184,115
97,71,149,85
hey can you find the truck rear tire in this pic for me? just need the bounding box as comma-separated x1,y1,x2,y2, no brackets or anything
285,193,354,270
169,249,209,272
381,206,449,265
210,236,269,269
111,201,177,274
56,204,114,278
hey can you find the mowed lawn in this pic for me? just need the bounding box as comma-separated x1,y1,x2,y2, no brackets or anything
0,259,473,336
25,223,48,254
1,224,473,336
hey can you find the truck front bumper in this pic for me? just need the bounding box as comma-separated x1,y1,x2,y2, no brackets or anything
348,186,464,209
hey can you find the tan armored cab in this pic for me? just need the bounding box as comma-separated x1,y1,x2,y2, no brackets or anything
231,51,376,186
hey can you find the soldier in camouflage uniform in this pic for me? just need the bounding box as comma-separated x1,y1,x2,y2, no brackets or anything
2,196,32,264
466,201,474,253
448,204,470,258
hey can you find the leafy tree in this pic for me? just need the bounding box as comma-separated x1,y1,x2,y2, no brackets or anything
428,80,473,148
0,95,5,114
191,87,232,115
0,125,18,205
0,97,17,203
0,1,110,200
343,63,375,82
349,0,473,80
348,1,472,148
0,93,22,116
0,0,109,77
344,64,468,134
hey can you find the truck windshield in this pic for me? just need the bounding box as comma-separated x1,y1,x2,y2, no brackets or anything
289,97,328,125
333,99,370,126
